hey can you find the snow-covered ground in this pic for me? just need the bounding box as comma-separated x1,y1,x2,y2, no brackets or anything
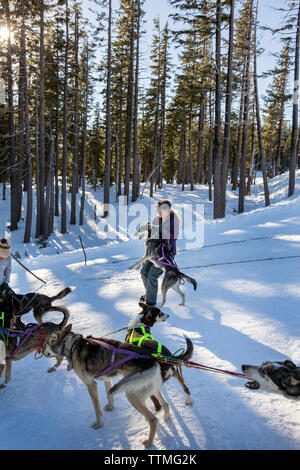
0,170,300,450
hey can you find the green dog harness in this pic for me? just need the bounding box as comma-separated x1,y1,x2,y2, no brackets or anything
0,311,9,345
129,325,162,358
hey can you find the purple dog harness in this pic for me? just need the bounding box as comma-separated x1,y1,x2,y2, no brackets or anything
5,323,42,360
87,337,153,379
152,242,179,269
152,213,178,269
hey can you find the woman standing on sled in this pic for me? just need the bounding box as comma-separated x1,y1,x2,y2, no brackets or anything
140,200,180,306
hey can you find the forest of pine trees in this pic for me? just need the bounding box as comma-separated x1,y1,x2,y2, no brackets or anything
0,0,299,243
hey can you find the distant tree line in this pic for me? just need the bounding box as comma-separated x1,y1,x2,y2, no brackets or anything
0,0,299,243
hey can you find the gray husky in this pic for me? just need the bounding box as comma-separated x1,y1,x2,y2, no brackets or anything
129,223,197,307
0,306,70,387
43,324,193,448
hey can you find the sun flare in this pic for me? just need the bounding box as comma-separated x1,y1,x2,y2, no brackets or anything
0,26,11,42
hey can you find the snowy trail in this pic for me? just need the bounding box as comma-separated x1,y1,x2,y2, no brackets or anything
0,172,300,450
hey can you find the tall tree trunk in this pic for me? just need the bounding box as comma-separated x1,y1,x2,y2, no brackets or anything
54,35,60,218
208,90,213,202
70,9,79,224
238,0,253,214
247,110,255,195
22,0,33,243
213,0,222,218
150,93,160,197
181,120,187,192
5,0,18,231
288,1,300,197
188,103,194,190
132,0,140,202
196,98,205,184
39,0,45,236
150,34,161,198
253,0,270,206
61,0,69,234
276,76,287,176
103,0,112,217
157,24,168,190
124,0,135,202
17,53,24,223
220,0,234,217
35,92,40,238
231,69,245,190
118,77,123,198
43,136,54,239
80,44,89,225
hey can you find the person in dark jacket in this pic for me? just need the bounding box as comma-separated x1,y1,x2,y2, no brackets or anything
140,200,180,305
0,238,14,299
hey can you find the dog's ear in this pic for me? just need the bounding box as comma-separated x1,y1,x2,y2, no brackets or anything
49,333,58,345
292,368,300,381
64,324,72,333
284,360,297,369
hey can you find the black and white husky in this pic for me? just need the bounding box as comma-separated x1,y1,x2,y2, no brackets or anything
125,302,193,406
242,360,300,398
129,223,197,307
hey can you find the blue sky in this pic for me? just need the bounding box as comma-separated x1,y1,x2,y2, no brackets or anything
141,0,291,100
86,0,295,120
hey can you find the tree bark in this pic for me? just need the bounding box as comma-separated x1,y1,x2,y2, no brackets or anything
213,0,222,218
253,0,270,206
5,0,18,231
238,0,253,214
70,8,79,224
124,0,135,202
61,0,69,234
288,1,300,197
80,44,89,226
220,0,234,217
22,0,33,243
132,0,140,202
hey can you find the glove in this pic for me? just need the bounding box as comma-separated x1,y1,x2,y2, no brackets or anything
0,282,12,295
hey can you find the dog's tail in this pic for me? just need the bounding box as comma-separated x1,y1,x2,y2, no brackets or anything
175,336,193,362
109,363,162,397
177,271,197,291
35,306,70,329
50,287,75,302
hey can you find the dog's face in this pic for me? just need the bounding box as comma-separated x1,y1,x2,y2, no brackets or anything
135,223,151,237
138,302,169,327
242,361,300,398
43,324,72,358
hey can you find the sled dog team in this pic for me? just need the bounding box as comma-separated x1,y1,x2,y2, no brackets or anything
1,201,299,448
0,201,199,448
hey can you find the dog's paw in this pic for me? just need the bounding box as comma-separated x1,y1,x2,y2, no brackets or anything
0,384,6,389
184,397,193,405
142,438,153,448
105,403,114,412
91,420,103,430
47,367,56,373
163,412,171,422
